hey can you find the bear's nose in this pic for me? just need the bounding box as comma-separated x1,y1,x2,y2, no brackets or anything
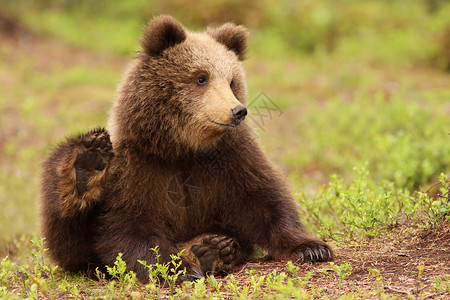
231,105,247,123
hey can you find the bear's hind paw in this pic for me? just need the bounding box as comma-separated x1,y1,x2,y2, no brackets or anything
74,131,113,197
183,234,246,275
58,129,113,216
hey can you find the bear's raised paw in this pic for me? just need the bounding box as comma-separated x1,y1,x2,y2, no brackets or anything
74,131,113,196
57,129,113,216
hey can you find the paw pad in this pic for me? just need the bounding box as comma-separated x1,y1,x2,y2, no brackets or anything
190,234,240,274
74,131,113,197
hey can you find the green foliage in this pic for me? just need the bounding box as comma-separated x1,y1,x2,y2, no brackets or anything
408,173,450,226
368,267,384,295
435,275,450,293
297,166,406,239
282,96,450,191
298,168,449,240
0,238,60,299
103,253,138,299
138,246,187,297
321,262,353,293
0,256,17,299
174,265,316,299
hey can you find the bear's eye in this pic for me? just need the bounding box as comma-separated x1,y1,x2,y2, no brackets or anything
230,79,235,88
196,75,208,86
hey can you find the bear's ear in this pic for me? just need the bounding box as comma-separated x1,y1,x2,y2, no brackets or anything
208,23,248,61
141,15,187,57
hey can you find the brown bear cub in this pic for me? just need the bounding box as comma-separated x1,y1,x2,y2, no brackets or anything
41,15,333,283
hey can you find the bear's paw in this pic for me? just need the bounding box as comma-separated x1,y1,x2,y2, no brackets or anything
292,239,333,263
58,129,113,216
184,234,245,275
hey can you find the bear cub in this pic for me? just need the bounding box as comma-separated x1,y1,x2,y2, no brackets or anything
40,15,333,283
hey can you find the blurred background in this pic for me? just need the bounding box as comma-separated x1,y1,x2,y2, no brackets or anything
0,0,449,244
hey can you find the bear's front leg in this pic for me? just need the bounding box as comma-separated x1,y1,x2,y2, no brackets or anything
262,202,334,263
269,226,333,263
234,185,333,264
54,129,113,216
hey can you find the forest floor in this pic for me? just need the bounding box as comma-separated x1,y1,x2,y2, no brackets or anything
223,223,450,299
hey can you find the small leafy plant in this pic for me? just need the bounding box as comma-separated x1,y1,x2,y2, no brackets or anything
321,262,353,293
138,246,187,296
104,253,138,299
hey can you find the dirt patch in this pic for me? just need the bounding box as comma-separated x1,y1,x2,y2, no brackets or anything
218,223,450,299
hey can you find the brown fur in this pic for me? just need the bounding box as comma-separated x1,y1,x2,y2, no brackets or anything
41,15,333,283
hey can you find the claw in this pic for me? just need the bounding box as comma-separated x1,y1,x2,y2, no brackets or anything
312,248,320,261
297,251,305,263
326,248,333,260
305,249,313,262
188,268,204,280
318,249,324,261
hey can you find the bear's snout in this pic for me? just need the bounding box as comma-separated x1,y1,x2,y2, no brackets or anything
231,105,247,124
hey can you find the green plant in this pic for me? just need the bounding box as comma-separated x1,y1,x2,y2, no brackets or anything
0,256,15,288
224,275,246,298
368,267,384,295
409,173,450,226
190,277,208,299
434,275,450,292
321,262,353,293
138,246,187,296
297,166,409,240
207,275,223,298
105,253,138,299
6,238,59,299
30,238,58,280
286,261,313,288
416,265,425,296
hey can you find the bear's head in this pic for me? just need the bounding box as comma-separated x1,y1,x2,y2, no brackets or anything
108,15,249,159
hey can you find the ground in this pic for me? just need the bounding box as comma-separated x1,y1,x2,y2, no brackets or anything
179,223,450,299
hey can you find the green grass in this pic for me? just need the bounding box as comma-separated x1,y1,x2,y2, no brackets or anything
0,244,368,299
0,0,449,298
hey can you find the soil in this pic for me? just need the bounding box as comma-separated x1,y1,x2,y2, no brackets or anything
223,223,450,299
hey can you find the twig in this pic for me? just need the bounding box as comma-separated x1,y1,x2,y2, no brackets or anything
341,281,369,286
423,292,446,299
385,285,413,295
234,263,250,275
